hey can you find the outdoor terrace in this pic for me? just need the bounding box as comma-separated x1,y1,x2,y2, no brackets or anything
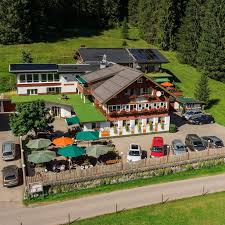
11,94,107,123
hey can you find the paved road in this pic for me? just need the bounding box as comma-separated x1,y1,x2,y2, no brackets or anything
1,173,225,225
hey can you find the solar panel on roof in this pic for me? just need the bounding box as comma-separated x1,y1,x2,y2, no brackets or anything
10,64,57,72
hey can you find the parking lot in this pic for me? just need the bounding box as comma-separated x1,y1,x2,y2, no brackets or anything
0,114,23,205
112,123,225,156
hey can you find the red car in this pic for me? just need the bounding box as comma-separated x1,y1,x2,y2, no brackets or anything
150,137,165,158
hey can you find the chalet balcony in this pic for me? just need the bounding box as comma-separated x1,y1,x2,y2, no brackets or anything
108,107,168,118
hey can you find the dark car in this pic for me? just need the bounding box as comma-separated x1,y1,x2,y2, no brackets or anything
185,134,206,152
2,165,19,187
201,136,224,148
188,114,214,125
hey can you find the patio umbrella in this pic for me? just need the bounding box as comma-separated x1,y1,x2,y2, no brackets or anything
26,138,51,150
76,131,99,141
160,82,174,87
52,136,73,147
58,145,85,158
85,145,113,158
28,150,56,164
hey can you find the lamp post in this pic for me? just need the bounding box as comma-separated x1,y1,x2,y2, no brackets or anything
208,140,210,156
120,152,124,170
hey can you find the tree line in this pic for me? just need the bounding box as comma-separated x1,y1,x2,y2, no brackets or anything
0,0,128,44
129,0,225,82
0,0,224,83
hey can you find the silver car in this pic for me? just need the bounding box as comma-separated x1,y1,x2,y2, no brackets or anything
172,139,187,155
2,141,16,161
182,110,204,120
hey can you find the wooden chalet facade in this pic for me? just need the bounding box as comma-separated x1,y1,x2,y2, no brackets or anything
77,64,171,137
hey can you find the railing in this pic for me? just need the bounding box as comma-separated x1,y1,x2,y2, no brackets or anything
26,148,225,186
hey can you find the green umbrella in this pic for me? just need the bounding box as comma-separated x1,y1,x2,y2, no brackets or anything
58,145,85,158
85,145,113,158
76,131,99,141
28,150,56,164
26,138,51,149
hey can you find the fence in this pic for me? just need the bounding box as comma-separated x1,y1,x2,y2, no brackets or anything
26,148,225,186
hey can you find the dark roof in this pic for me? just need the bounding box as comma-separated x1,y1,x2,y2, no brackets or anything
82,64,124,83
58,64,99,73
2,165,18,176
9,64,58,72
9,63,99,73
128,48,169,64
93,67,143,103
78,48,169,65
78,48,134,64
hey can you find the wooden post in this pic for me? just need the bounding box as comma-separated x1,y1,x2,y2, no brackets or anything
68,213,71,225
20,136,27,187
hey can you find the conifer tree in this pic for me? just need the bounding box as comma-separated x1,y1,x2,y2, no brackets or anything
197,0,225,81
194,74,210,106
21,51,33,63
157,0,188,50
0,0,31,44
128,0,139,26
177,0,206,66
121,18,129,39
138,0,159,44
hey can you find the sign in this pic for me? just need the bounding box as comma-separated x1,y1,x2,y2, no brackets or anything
28,182,43,194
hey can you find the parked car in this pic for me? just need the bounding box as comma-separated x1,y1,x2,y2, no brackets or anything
188,114,215,125
150,137,167,158
2,165,19,187
127,143,142,162
182,109,203,120
201,136,224,148
171,139,187,155
185,134,206,152
1,141,16,161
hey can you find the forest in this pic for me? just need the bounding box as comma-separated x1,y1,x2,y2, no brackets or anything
0,0,224,82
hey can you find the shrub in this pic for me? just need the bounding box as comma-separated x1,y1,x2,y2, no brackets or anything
169,124,177,133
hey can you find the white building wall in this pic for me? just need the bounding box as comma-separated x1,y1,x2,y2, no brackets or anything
17,86,60,95
61,84,77,93
45,102,72,118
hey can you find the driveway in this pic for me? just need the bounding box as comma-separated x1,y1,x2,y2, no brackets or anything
112,123,225,155
0,114,23,205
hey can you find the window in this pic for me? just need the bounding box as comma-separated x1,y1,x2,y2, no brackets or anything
143,87,151,94
41,74,47,82
19,74,26,83
27,89,37,95
137,78,143,83
158,117,164,123
27,74,33,83
47,87,61,94
54,74,59,81
33,74,39,82
116,105,121,111
48,74,53,82
92,123,100,129
124,88,130,96
112,105,117,111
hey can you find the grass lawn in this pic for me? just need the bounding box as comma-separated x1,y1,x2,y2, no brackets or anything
70,191,225,225
24,163,225,205
12,94,106,123
11,94,106,123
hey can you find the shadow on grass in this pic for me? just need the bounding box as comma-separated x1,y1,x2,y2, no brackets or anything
205,99,220,110
162,68,181,83
33,27,106,44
